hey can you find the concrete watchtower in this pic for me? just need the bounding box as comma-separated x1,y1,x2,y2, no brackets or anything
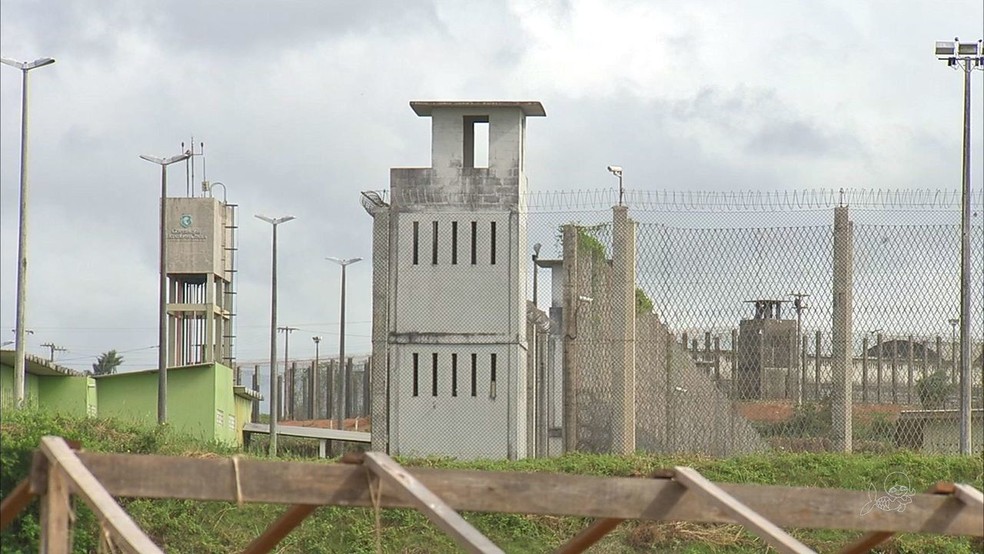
366,101,545,459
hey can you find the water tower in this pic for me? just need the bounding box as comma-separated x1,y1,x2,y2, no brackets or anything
163,183,238,368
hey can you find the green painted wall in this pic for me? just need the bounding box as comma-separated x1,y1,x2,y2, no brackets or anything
1,365,41,407
37,375,96,417
212,363,239,445
97,365,218,442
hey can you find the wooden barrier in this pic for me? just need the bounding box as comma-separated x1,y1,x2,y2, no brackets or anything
2,436,982,554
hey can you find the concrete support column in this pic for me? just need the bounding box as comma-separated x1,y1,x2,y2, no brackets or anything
831,206,853,452
561,224,579,453
370,209,390,452
611,206,636,454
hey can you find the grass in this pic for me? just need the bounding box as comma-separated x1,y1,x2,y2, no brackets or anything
2,407,982,553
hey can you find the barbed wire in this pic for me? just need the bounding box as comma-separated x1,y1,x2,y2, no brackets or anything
365,188,977,213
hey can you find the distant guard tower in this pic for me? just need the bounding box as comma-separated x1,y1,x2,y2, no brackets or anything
364,101,545,459
735,299,796,399
164,186,238,368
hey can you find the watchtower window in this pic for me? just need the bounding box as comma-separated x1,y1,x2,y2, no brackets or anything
463,116,489,169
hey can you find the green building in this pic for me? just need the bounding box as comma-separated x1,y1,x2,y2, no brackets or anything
95,362,257,445
0,350,96,417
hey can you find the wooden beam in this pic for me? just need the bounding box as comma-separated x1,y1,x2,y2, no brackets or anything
553,518,623,554
671,467,814,554
39,436,163,554
838,481,958,554
39,464,71,554
241,505,318,554
954,484,983,510
74,452,984,536
361,452,504,554
0,480,34,531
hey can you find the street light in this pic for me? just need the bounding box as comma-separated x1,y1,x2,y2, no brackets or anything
140,151,191,425
607,165,624,206
327,256,362,431
790,291,810,406
936,37,982,455
312,336,322,419
1,56,55,408
257,214,296,455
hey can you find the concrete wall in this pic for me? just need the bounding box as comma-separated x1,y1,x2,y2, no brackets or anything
97,365,218,442
1,366,39,407
37,375,96,418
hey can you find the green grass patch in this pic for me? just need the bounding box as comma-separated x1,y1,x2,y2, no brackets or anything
2,408,981,553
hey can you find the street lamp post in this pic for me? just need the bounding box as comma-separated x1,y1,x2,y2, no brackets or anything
312,336,321,419
936,38,982,455
327,257,362,430
278,326,298,419
257,214,296,456
140,151,191,424
607,165,624,206
790,291,810,406
1,56,55,408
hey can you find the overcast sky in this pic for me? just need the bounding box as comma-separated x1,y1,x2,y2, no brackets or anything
2,0,982,373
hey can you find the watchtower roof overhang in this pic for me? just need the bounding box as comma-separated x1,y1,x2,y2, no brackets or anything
410,101,546,117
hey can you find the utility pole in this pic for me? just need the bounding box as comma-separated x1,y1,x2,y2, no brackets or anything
790,292,810,406
278,326,298,419
39,342,67,361
312,336,321,419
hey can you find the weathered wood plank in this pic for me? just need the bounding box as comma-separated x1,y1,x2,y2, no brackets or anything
954,484,983,510
40,464,71,554
39,437,163,554
553,518,623,554
837,481,956,554
74,452,984,536
241,504,318,554
672,467,814,554
0,479,34,531
363,452,504,554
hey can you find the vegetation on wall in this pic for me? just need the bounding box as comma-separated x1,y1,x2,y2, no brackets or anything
635,287,654,315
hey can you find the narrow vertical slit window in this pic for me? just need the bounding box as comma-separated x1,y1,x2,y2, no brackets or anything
412,353,419,397
431,353,438,397
490,353,497,399
451,353,458,397
431,221,439,265
451,221,458,265
412,221,419,265
490,221,497,265
470,221,478,265
470,353,477,397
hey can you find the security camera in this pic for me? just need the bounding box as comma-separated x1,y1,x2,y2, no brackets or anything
607,165,622,175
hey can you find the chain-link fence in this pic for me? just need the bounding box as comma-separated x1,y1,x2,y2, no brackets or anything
344,188,984,458
520,189,984,456
236,356,371,430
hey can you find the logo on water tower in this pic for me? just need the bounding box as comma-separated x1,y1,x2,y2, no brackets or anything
179,214,193,228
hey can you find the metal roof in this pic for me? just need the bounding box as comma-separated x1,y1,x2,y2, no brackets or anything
0,349,81,377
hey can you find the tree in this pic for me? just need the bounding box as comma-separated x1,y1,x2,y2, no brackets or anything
92,350,124,375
